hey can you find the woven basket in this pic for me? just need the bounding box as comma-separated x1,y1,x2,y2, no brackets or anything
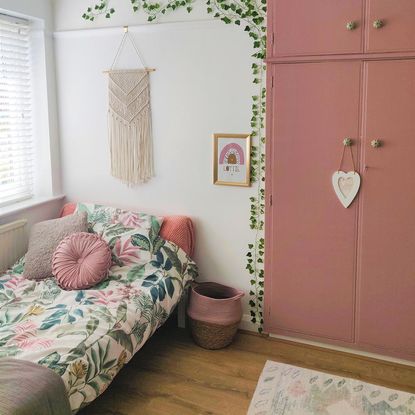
189,318,239,350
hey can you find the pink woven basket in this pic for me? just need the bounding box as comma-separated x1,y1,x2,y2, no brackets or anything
187,282,244,349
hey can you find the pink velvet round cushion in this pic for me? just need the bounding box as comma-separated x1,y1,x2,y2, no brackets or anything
52,232,112,290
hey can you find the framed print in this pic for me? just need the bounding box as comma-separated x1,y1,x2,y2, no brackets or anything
213,133,251,187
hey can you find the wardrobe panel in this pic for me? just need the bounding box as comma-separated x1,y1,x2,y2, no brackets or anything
273,0,363,57
267,62,361,342
367,0,415,53
358,60,415,357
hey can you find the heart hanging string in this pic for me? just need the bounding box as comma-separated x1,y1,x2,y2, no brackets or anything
332,140,361,208
337,141,357,173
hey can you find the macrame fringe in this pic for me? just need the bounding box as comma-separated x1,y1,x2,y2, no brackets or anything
109,108,153,185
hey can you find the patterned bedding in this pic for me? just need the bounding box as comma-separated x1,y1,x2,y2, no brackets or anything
0,205,198,413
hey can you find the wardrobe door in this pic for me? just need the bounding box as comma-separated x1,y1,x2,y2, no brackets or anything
358,60,415,358
366,0,415,53
273,0,363,57
266,62,362,342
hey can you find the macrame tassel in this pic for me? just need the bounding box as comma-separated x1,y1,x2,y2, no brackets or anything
108,70,153,185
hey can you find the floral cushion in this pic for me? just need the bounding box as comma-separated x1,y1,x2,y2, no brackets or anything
74,203,164,266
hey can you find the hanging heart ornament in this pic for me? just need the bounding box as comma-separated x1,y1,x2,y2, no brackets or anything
332,171,361,208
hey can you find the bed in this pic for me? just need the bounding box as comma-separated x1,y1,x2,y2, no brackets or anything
0,203,198,413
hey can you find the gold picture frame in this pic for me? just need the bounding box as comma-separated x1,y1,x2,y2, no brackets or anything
213,133,251,187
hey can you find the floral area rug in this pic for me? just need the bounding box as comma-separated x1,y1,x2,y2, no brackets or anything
248,360,415,415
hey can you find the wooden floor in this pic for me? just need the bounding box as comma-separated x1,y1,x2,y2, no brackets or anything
81,323,415,415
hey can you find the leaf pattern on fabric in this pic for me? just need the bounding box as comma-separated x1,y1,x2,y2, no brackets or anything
75,202,163,263
0,203,197,414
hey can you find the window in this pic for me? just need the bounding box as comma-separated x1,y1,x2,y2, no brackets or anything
0,14,33,207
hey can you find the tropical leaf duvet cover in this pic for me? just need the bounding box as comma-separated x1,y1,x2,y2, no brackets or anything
0,204,197,413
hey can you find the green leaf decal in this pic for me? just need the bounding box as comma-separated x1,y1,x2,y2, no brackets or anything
76,0,267,341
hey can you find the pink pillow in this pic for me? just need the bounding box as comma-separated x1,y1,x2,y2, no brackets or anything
52,232,112,290
159,215,195,257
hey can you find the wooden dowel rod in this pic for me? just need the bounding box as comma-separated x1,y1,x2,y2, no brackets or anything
103,68,156,74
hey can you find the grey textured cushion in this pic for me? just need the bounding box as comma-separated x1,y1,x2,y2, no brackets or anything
23,212,88,280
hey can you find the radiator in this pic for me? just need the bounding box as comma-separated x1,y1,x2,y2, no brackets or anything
0,219,27,273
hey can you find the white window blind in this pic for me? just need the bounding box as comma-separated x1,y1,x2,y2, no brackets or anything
0,14,33,207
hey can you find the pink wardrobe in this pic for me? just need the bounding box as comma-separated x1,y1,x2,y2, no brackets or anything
265,0,415,360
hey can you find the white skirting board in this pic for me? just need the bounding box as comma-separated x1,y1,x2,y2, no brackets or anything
239,313,415,367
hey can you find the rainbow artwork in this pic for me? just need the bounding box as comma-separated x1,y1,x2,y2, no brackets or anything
219,142,245,175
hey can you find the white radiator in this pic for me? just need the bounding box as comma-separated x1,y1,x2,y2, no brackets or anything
0,219,27,273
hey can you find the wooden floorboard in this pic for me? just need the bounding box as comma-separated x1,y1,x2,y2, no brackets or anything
80,323,415,415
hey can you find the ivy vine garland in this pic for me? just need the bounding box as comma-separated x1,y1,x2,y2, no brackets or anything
83,0,266,333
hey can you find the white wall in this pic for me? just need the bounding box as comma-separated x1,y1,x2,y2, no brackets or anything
53,3,258,321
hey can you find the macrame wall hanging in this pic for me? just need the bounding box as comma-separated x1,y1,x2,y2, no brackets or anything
104,27,155,185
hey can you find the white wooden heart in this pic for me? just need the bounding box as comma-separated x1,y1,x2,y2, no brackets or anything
332,171,361,208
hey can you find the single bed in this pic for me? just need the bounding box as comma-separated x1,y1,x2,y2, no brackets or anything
0,203,197,413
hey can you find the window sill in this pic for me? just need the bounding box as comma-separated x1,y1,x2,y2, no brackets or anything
0,195,65,220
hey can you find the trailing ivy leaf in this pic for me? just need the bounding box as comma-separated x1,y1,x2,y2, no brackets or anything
79,0,267,337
